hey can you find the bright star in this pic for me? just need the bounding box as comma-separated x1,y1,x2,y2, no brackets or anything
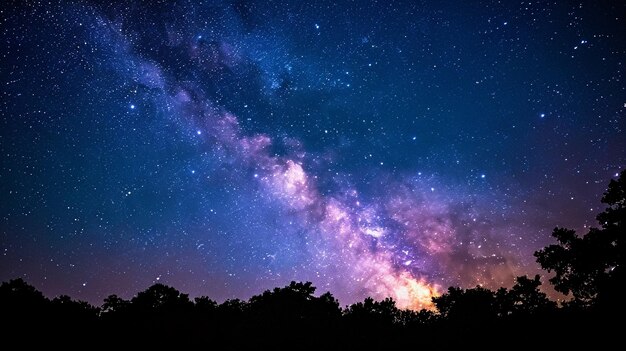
130,104,135,109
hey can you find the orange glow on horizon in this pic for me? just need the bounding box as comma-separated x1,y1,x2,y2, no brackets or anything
389,272,441,310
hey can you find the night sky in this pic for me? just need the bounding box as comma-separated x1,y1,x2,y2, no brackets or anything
1,1,625,309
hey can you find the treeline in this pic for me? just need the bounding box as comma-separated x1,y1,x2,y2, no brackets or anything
0,277,609,347
1,170,624,346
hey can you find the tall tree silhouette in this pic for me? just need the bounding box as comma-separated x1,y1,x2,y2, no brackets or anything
535,169,626,307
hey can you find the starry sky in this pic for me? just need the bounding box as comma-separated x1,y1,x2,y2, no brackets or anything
1,0,625,309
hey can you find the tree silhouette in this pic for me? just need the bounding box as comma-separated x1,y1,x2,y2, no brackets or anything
247,281,342,321
121,283,195,340
396,308,438,327
595,170,626,310
0,278,50,331
343,297,400,326
432,285,497,323
494,287,513,317
192,295,218,338
194,295,217,314
101,294,130,315
50,294,100,328
213,297,247,340
245,281,341,345
507,275,556,314
341,297,401,347
535,170,626,307
131,283,193,311
0,278,48,308
217,298,248,315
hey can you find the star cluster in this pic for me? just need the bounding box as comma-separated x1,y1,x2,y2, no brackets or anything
1,1,624,308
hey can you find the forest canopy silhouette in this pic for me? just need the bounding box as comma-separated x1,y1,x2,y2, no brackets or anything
2,170,624,346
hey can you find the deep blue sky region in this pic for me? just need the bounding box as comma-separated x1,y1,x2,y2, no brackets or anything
1,0,624,308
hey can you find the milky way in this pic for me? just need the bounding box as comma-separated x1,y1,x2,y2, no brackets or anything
1,1,624,308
